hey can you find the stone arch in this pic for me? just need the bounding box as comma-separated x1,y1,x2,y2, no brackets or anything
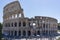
19,30,21,36
14,22,17,27
11,22,13,27
19,21,21,27
23,21,26,27
23,30,26,36
19,13,21,17
15,31,17,36
8,23,10,27
28,31,31,36
5,23,8,27
5,23,10,27
15,14,17,18
43,23,45,28
37,30,40,35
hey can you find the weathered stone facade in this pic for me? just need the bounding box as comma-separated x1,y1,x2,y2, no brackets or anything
2,1,58,40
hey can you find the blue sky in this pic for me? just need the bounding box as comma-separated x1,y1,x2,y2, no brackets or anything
0,0,60,23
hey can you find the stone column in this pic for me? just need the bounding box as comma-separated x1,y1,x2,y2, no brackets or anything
21,21,23,37
13,22,15,27
36,20,38,28
45,22,46,36
21,20,23,27
26,30,28,37
21,30,23,37
17,13,19,18
10,30,11,36
13,30,15,36
13,22,15,37
42,22,43,37
36,30,37,37
40,30,41,36
17,21,19,36
40,23,42,37
48,23,49,37
26,19,28,27
10,22,11,27
31,29,33,37
17,31,18,36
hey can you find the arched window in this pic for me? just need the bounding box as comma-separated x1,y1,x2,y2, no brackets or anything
28,31,31,36
29,22,30,26
43,23,45,28
19,31,21,36
42,31,45,35
11,23,13,27
37,31,40,35
5,23,10,27
19,14,21,17
29,22,32,28
33,31,36,36
14,22,17,27
15,14,17,18
8,23,10,27
12,15,14,19
23,21,26,26
19,21,21,27
11,31,13,36
29,22,36,28
5,23,7,27
46,24,48,28
23,31,26,36
15,31,17,36
45,31,48,35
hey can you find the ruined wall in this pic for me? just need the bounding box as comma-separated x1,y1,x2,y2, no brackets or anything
2,1,58,40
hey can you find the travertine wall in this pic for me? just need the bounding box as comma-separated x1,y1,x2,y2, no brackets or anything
2,1,58,39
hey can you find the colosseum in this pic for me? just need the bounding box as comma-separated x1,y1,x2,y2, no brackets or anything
2,0,58,40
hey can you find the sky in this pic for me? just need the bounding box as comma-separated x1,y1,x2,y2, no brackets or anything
0,0,60,23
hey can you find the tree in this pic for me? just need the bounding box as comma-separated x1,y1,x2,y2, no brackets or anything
0,23,3,40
